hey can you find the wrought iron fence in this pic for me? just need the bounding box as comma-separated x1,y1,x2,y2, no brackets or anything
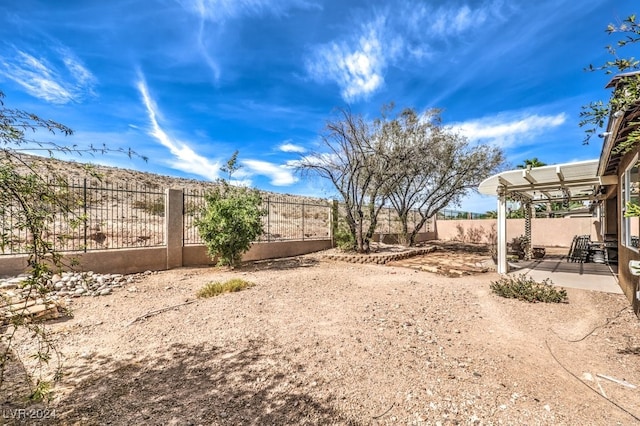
2,174,451,256
376,206,432,234
1,177,166,255
335,204,433,236
183,188,207,245
183,192,332,245
437,208,488,220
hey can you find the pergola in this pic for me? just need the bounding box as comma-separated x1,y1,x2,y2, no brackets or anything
478,160,617,273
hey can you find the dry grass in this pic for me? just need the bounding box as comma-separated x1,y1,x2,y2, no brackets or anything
196,278,254,298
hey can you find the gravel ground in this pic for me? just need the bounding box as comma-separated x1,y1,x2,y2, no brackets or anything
2,252,640,425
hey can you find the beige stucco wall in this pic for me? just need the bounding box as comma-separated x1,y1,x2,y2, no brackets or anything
372,232,436,245
0,240,333,277
435,217,600,247
0,247,168,277
610,151,639,315
183,240,333,266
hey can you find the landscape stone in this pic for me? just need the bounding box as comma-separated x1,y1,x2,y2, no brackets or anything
1,270,141,306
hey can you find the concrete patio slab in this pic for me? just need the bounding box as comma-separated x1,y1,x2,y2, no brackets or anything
508,256,622,294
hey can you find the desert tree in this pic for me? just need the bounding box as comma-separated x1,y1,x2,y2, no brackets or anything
581,14,640,151
380,107,504,246
0,89,143,400
297,107,400,253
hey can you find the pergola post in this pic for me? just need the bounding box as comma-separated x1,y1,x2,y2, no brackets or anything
497,187,507,274
524,201,533,261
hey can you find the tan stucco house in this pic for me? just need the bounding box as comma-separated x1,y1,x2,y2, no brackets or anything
598,71,640,317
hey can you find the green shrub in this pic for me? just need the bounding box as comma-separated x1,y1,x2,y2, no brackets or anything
490,274,568,303
196,184,265,267
334,223,355,251
196,278,254,298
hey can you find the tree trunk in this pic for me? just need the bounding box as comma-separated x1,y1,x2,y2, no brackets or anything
408,214,430,247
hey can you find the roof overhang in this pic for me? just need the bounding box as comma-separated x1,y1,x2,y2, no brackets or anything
479,160,615,203
598,71,640,176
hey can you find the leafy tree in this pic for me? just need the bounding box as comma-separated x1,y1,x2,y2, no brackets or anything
0,90,143,400
484,210,498,219
379,107,504,246
298,107,399,253
581,14,640,150
196,153,265,266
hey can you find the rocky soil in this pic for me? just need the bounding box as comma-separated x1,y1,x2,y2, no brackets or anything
1,250,640,425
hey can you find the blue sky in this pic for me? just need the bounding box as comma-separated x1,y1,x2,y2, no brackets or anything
0,0,636,212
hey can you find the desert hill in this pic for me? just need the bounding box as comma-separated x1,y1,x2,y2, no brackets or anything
9,152,327,203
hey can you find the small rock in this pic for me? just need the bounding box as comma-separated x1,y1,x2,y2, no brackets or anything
581,372,594,382
0,282,18,290
100,289,112,296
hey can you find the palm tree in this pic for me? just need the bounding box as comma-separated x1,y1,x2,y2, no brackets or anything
516,157,546,169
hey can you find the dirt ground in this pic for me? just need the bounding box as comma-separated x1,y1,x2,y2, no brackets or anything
2,244,640,425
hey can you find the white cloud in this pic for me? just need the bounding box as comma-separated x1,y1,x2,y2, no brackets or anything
180,0,319,22
306,18,395,102
0,48,96,104
454,113,567,148
137,76,223,181
243,159,297,186
178,0,319,80
278,141,306,153
429,4,489,36
306,1,505,102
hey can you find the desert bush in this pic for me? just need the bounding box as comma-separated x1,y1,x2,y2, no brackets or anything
490,274,568,303
196,184,264,266
465,226,485,243
334,222,355,251
196,278,254,298
132,198,165,216
0,89,145,400
196,153,265,267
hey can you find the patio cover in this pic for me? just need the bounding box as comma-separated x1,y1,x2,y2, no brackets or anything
478,159,617,273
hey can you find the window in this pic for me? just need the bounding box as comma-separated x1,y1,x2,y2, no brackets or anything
622,156,640,250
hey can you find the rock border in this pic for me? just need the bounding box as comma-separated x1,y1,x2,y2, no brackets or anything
322,246,436,265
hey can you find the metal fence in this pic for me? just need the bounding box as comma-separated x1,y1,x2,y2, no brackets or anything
376,206,432,234
183,191,332,245
437,208,488,220
1,178,166,255
335,204,433,235
2,176,445,256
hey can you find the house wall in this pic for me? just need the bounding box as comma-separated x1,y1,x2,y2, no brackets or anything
611,152,640,315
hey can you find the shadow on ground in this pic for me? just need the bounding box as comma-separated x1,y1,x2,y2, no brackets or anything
242,256,319,272
51,341,356,425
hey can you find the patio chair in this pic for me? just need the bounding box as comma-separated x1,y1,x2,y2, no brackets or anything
567,235,591,263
